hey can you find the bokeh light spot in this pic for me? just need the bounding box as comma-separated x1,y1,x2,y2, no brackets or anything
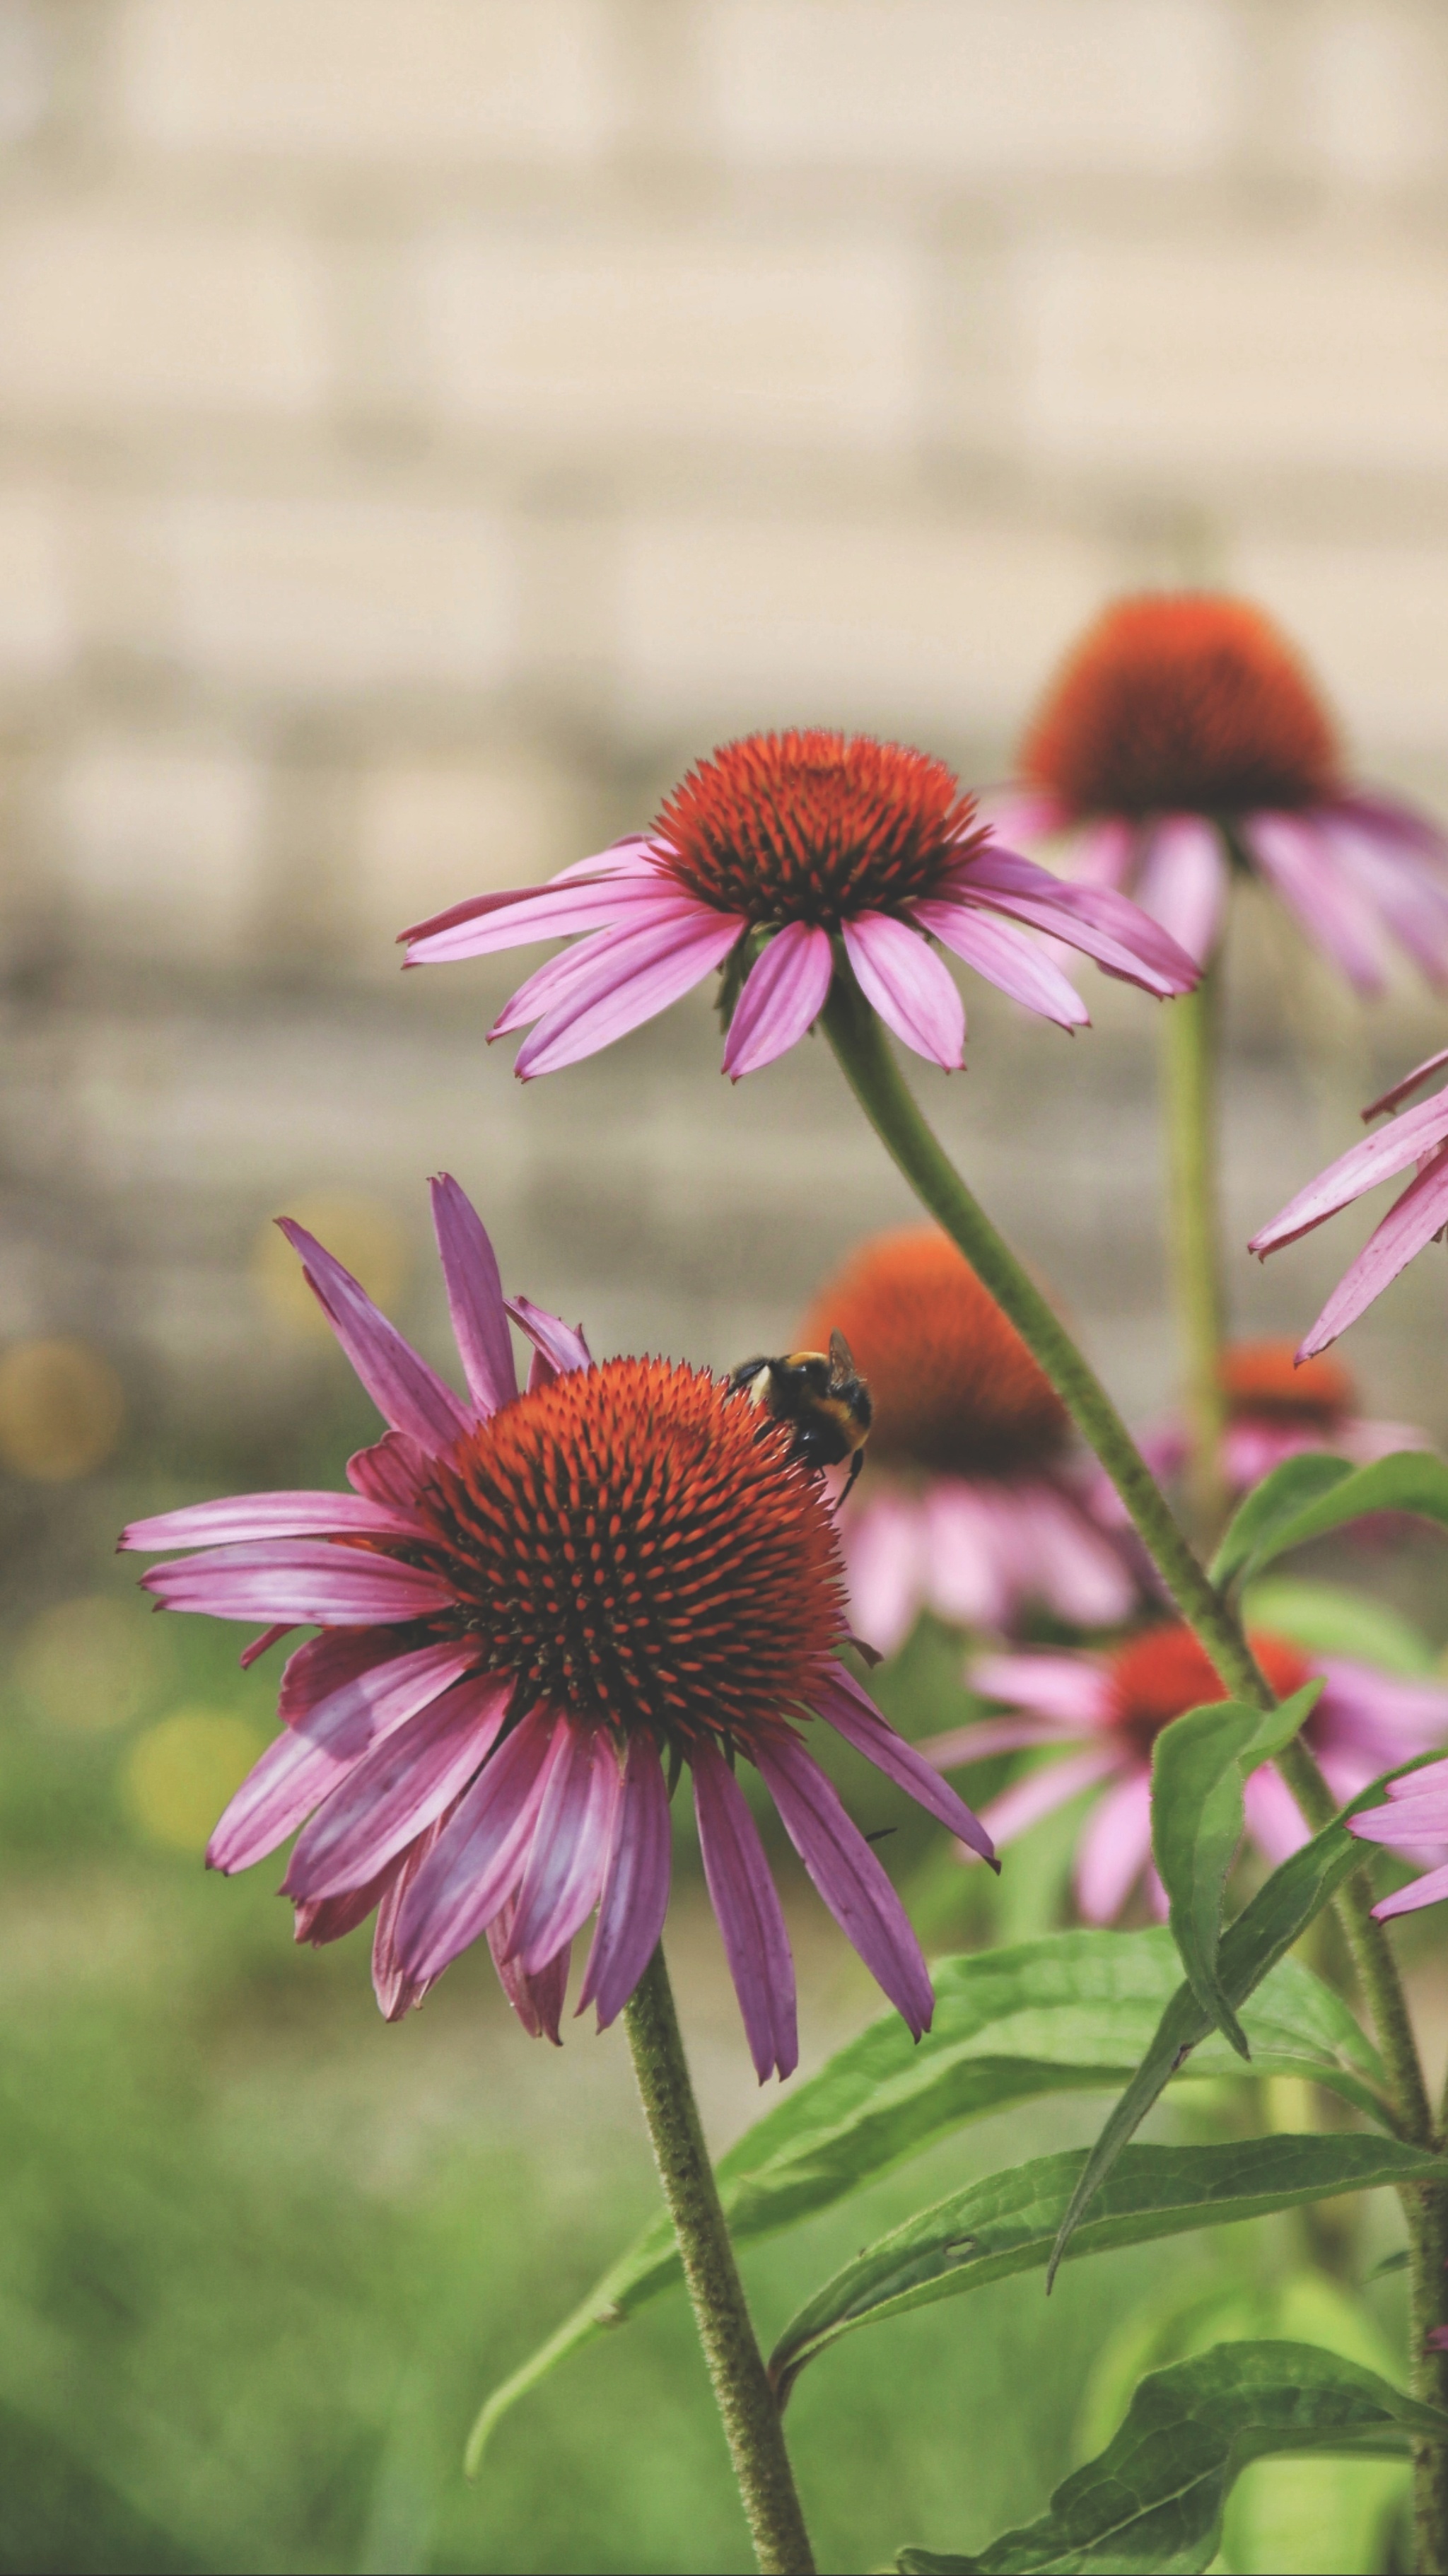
252,1191,411,1339
122,1709,265,1853
0,1338,124,1480
13,1595,169,1732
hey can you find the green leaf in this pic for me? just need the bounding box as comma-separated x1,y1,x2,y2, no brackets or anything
1046,1797,1372,2287
467,1929,1386,2467
894,2341,1444,2574
1151,1682,1322,2055
769,2135,1444,2403
1214,1448,1448,1591
1242,1576,1438,1676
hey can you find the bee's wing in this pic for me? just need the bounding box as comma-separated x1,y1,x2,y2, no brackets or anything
728,1355,770,1392
827,1328,857,1384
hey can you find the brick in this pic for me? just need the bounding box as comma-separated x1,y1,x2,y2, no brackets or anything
158,496,515,699
346,750,590,968
614,511,1118,742
0,487,71,678
114,0,621,162
1232,538,1448,759
0,209,325,420
1022,232,1448,474
1296,7,1448,184
698,0,1234,174
416,221,917,450
52,735,266,963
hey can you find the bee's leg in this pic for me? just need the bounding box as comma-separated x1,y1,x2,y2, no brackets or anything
841,1447,866,1502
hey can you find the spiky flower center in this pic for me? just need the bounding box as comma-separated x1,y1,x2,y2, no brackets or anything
653,730,986,926
416,1356,844,1749
1021,595,1340,820
1108,1624,1310,1761
798,1226,1068,1478
1220,1339,1353,1430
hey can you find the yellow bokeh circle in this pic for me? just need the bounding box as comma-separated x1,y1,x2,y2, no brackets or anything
0,1339,124,1480
122,1709,266,1854
252,1191,411,1339
14,1595,168,1732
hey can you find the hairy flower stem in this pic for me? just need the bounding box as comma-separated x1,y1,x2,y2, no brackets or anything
1162,962,1227,1538
623,1945,815,2576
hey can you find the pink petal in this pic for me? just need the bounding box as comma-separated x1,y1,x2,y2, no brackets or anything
276,1220,469,1455
487,897,722,1037
1075,1768,1155,1923
283,1672,511,1902
753,1730,935,2038
722,922,836,1078
1244,812,1387,994
1296,1144,1448,1357
691,1741,798,2083
921,1481,1015,1628
1009,1483,1138,1628
838,1492,926,1657
1324,821,1448,982
1249,1090,1448,1254
841,913,965,1068
293,1870,390,1950
398,837,661,943
1315,1660,1448,1767
140,1538,457,1626
208,1638,479,1874
121,1490,424,1551
577,1732,672,2030
404,870,689,966
951,848,1198,996
979,1747,1121,1848
240,1624,293,1669
396,1709,561,1983
919,1715,1084,1766
1133,817,1230,966
428,1175,517,1415
373,1814,452,2021
346,1432,433,1508
1070,819,1138,889
489,1894,572,2043
970,1652,1114,1730
503,1722,623,1976
812,1663,996,1863
1242,1762,1313,1868
1372,1861,1448,1920
504,1295,591,1381
278,1628,397,1727
911,901,1090,1032
1362,1048,1448,1123
513,911,742,1080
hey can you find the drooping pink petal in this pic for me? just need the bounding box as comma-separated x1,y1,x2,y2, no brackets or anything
1362,1049,1448,1123
396,1709,561,1983
346,1431,433,1508
1070,818,1138,889
277,1628,397,1727
428,1175,518,1415
1324,820,1448,983
121,1491,425,1552
920,1481,1015,1628
372,1812,453,2021
812,1663,996,1863
276,1220,470,1454
971,1652,1116,1731
722,921,836,1078
1133,816,1230,966
838,1492,926,1657
1336,792,1448,862
489,1892,572,2042
240,1624,293,1669
1242,1762,1313,1867
1314,1660,1448,1768
1000,1483,1138,1628
505,1298,591,1386
1249,1089,1448,1254
503,1723,624,1976
404,869,688,966
208,1638,479,1874
283,1673,511,1902
950,848,1198,997
293,1869,391,1949
753,1730,935,2039
577,1732,672,2030
1295,1144,1448,1357
140,1539,457,1626
979,1747,1121,1849
513,912,743,1080
486,898,725,1038
976,791,1068,851
1243,812,1387,994
1075,1768,1155,1923
397,837,662,944
910,900,1090,1030
691,1741,798,2083
841,913,965,1068
1372,1861,1448,1920
919,1715,1084,1767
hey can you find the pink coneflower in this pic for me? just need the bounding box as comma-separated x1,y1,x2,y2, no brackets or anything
399,730,1196,1079
1349,1756,1448,1919
1250,1049,1448,1358
119,1177,992,2079
1000,594,1448,982
796,1227,1136,1650
923,1622,1448,1923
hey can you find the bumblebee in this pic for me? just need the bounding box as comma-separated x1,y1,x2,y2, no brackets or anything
728,1329,873,1498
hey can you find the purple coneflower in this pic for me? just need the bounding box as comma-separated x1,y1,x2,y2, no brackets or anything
796,1226,1136,1651
923,1623,1448,1923
1250,1049,1448,1358
1350,1758,1448,1919
120,1178,992,2079
399,730,1196,1079
998,594,1448,984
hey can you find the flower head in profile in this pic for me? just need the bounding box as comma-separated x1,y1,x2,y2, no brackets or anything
120,1179,992,2080
923,1621,1448,1923
400,730,1196,1080
797,1227,1137,1650
1002,593,1448,982
1251,1048,1448,1357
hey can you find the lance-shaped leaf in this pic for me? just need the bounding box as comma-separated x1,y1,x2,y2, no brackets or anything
1152,1681,1322,2054
467,1928,1386,2469
1213,1448,1448,1591
769,2134,1442,2403
894,2341,1444,2575
1047,1790,1382,2288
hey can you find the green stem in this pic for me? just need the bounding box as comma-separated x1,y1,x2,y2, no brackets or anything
1409,2180,1448,2575
623,1946,815,2576
1162,962,1227,1537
